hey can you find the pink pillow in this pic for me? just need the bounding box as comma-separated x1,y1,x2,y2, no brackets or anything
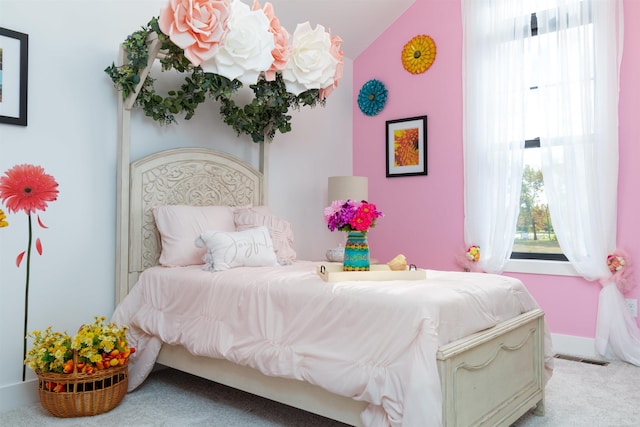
153,205,236,267
233,205,272,216
234,208,296,265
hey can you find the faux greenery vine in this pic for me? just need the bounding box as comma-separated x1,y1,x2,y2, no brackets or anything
105,18,325,143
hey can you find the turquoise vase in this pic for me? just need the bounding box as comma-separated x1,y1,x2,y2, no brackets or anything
343,231,370,271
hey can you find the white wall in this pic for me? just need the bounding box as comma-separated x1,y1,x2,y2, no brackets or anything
0,0,353,410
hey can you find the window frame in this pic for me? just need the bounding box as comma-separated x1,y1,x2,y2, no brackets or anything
509,9,571,263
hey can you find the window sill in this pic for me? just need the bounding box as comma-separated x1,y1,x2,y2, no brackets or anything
504,258,579,276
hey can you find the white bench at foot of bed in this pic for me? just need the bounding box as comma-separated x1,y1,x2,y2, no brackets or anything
155,309,545,427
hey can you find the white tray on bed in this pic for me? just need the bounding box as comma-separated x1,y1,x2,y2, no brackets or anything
316,263,427,282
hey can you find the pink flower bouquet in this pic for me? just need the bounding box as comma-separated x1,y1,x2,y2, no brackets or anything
324,200,383,233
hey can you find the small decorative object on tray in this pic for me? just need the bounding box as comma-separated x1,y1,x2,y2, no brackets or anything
387,254,407,271
326,244,345,262
24,316,135,418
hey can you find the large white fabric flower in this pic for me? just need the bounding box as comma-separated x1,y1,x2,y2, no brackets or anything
282,22,339,96
201,0,275,85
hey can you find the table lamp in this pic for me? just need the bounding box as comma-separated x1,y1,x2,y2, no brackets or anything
327,176,368,204
325,176,368,262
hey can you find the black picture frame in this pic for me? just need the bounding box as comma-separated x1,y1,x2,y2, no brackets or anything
0,27,29,126
385,115,427,177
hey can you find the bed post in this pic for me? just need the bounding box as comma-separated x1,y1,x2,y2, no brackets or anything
115,44,130,306
115,35,163,305
259,141,269,205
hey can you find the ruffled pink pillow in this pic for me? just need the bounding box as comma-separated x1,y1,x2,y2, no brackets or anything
234,207,296,265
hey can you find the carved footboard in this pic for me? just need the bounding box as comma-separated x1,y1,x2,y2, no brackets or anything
437,309,545,427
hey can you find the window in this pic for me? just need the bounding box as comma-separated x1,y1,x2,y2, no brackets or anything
511,4,593,262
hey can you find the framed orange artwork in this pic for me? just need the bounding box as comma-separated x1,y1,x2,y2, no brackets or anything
385,116,427,177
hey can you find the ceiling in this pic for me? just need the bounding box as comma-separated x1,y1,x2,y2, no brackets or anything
267,0,416,59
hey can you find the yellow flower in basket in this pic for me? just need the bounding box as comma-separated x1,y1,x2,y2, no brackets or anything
26,317,134,417
25,316,135,380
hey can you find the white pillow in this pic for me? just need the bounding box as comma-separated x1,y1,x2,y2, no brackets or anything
234,208,296,265
153,205,236,267
195,226,279,272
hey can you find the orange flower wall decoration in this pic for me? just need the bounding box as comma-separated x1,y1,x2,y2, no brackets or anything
0,164,59,381
401,34,437,74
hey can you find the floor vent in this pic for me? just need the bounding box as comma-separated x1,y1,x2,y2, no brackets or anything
554,353,609,366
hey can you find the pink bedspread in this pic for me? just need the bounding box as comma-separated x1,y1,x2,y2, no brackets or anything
112,261,553,427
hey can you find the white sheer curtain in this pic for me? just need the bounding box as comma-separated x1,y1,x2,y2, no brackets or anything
461,0,529,273
537,0,638,363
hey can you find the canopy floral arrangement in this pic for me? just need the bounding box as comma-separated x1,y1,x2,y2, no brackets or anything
324,200,384,234
105,0,344,143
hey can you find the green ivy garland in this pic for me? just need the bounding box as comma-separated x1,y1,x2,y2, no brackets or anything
105,18,325,143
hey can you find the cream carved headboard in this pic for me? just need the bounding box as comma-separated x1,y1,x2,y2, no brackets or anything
118,147,264,303
114,39,268,304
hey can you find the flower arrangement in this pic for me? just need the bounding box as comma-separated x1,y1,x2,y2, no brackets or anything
607,253,625,273
105,0,343,143
456,245,482,272
0,164,59,381
603,250,635,294
466,245,480,263
25,317,135,391
324,200,384,233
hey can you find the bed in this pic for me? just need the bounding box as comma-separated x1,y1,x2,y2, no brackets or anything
111,147,552,427
111,40,552,427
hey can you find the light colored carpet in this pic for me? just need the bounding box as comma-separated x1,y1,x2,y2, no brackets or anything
2,357,640,426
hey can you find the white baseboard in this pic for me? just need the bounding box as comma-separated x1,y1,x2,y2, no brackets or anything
0,379,38,413
551,333,601,360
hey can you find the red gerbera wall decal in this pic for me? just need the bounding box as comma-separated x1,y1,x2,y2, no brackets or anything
0,164,59,214
0,164,59,381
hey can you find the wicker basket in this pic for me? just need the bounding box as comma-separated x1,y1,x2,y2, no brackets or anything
36,358,128,418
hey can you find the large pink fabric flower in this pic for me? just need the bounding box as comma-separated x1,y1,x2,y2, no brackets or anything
253,0,290,81
319,34,344,100
158,0,230,67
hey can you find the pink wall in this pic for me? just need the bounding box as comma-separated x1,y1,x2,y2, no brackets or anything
353,0,640,339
